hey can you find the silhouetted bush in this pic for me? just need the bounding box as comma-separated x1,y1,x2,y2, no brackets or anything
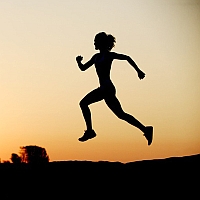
11,153,21,164
3,160,10,163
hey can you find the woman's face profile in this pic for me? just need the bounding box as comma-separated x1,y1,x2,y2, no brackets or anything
94,38,100,50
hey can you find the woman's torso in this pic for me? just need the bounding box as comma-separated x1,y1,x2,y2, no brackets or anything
94,52,113,85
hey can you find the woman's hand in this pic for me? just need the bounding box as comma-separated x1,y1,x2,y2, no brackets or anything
137,70,145,80
76,55,83,62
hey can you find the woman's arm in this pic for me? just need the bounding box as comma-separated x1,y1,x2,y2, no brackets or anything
112,52,145,79
76,55,95,71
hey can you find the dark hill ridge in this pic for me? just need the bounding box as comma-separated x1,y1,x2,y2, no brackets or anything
1,154,199,199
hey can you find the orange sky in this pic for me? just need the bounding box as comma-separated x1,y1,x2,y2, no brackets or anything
0,0,199,162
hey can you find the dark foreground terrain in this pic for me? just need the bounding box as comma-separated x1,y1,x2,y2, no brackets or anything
0,154,199,199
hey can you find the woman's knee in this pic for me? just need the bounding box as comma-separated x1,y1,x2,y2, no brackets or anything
115,111,126,120
79,99,88,109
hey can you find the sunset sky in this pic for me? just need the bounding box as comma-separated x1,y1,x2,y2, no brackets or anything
0,0,199,162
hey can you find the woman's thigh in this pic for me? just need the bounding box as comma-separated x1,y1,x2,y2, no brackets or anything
80,88,104,106
104,95,124,117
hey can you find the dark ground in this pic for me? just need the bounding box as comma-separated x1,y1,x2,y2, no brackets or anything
0,154,199,199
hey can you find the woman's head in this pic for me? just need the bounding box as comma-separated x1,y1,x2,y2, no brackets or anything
94,32,116,51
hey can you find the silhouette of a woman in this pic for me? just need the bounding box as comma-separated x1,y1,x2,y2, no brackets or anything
76,32,153,145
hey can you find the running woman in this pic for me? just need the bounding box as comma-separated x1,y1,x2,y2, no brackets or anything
76,32,153,145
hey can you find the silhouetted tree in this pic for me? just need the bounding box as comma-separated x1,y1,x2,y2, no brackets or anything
11,153,21,164
20,145,49,164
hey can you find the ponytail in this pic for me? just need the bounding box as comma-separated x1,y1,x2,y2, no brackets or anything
107,34,116,51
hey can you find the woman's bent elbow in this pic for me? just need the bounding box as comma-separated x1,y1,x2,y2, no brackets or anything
79,66,86,71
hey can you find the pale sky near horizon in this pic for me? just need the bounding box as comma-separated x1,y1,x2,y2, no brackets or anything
0,0,199,162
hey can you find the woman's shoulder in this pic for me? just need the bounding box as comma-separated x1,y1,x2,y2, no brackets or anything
90,53,99,61
109,51,117,56
92,53,99,58
108,51,117,58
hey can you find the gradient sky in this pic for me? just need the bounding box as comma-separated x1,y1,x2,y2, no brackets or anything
0,0,199,162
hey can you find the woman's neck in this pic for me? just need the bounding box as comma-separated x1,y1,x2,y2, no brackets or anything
99,49,108,53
